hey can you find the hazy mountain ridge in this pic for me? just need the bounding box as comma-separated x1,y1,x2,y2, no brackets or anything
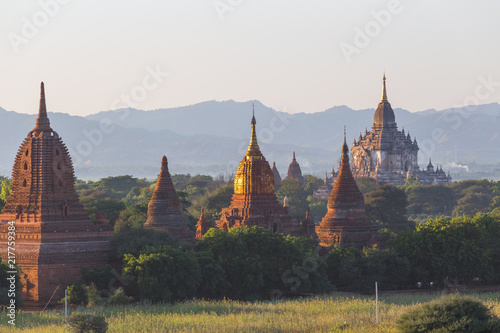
0,101,499,179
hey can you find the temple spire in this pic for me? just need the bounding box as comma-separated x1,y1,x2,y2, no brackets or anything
33,82,52,134
246,106,262,157
381,73,388,102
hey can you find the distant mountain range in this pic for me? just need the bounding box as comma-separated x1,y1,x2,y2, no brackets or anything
0,100,499,179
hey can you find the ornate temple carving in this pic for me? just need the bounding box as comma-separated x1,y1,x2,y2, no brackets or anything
216,111,300,235
316,133,378,249
144,156,193,241
0,83,113,308
351,75,451,186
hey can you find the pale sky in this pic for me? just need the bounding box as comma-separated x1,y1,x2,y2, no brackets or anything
1,0,499,116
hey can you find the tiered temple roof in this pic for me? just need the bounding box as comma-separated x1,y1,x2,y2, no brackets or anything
0,83,112,308
316,132,378,249
216,110,300,235
145,156,193,241
195,208,210,240
285,152,305,186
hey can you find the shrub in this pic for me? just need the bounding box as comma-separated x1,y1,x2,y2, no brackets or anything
396,295,500,332
85,284,106,308
66,312,108,333
108,287,132,306
62,281,87,306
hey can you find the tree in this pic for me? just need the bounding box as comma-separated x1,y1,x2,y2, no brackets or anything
453,192,492,216
113,202,148,233
365,185,413,232
304,175,324,195
123,246,200,302
79,196,126,226
406,185,455,216
391,214,498,285
196,226,329,299
276,179,309,219
356,177,377,194
0,180,11,211
109,228,182,261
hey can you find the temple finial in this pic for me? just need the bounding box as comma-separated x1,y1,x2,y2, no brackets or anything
161,155,168,170
342,126,348,154
246,107,261,157
33,81,52,133
381,73,388,102
251,103,256,126
293,151,296,161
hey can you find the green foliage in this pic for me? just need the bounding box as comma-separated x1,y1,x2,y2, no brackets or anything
391,214,500,284
85,284,107,308
277,179,309,219
108,287,132,306
396,295,500,332
109,228,182,260
79,196,126,226
304,175,324,195
365,185,413,232
66,312,108,333
123,246,200,302
113,202,148,233
64,281,87,306
196,226,329,299
194,250,228,298
325,245,410,293
0,180,12,210
307,196,327,222
81,265,113,291
406,185,455,216
453,192,492,216
92,175,151,199
356,177,377,194
187,185,233,226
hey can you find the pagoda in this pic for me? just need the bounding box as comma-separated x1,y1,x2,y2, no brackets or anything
0,83,113,308
351,75,451,185
316,131,378,249
285,152,305,186
216,110,300,235
144,156,193,241
195,208,210,240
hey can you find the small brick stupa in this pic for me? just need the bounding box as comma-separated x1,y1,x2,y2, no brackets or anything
285,152,305,186
216,110,300,235
195,208,209,240
315,131,378,249
0,83,113,308
144,156,193,241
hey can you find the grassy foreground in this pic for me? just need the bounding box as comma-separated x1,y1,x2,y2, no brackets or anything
3,292,500,332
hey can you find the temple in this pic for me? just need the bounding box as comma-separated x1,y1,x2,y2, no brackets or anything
195,208,209,240
316,132,378,249
216,110,300,235
144,155,193,241
0,83,113,308
351,75,451,186
285,152,306,186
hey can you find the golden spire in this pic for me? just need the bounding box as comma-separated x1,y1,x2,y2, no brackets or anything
246,104,262,158
381,73,388,102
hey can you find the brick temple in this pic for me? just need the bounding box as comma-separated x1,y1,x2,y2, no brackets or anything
316,132,378,249
0,83,113,308
216,111,300,235
144,155,193,241
285,152,306,186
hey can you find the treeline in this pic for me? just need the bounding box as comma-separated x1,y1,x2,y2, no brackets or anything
61,212,500,307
